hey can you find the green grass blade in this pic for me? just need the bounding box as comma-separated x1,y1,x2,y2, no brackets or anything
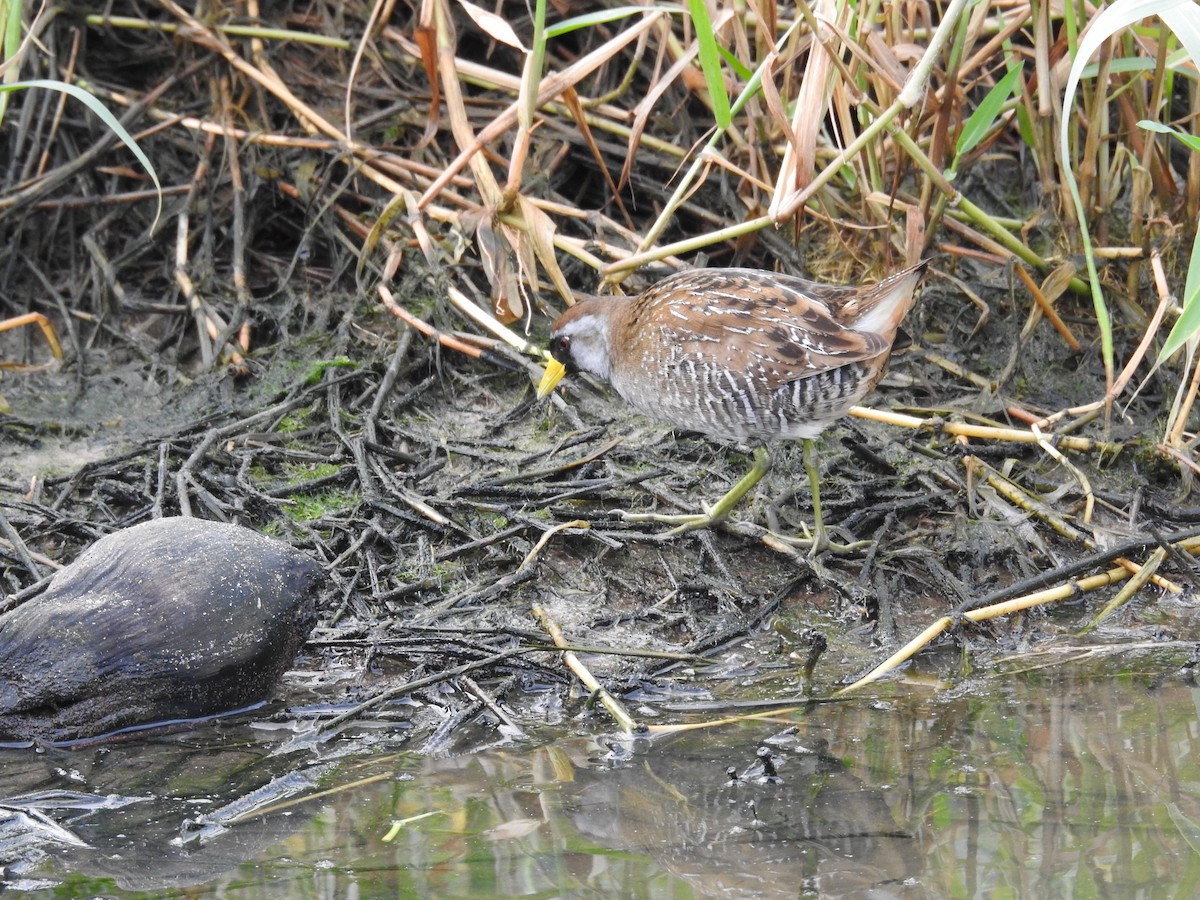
1,79,163,228
955,61,1023,159
716,42,753,83
1159,225,1200,362
1059,0,1183,388
687,0,731,129
1138,119,1200,153
544,6,673,40
0,0,23,124
1070,0,1200,374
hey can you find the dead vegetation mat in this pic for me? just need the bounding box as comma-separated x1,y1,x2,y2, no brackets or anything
1,3,1199,748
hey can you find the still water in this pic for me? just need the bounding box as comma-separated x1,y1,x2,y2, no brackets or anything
2,647,1198,898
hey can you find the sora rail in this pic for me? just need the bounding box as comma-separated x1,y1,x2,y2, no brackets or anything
536,263,928,552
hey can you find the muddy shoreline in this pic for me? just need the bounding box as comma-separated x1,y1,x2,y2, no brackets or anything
3,267,1195,753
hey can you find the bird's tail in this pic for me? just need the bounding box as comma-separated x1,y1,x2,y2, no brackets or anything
840,260,929,337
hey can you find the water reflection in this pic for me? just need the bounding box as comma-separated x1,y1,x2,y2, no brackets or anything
0,728,334,892
564,730,918,896
2,656,1198,897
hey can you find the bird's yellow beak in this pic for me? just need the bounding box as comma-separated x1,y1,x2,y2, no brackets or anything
537,358,567,399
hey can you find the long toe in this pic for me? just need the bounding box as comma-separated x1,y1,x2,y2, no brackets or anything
766,524,873,556
617,509,720,536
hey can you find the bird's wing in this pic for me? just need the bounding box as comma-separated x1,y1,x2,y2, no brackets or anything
629,269,892,391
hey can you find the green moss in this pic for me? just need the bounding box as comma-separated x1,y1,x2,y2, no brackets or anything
284,487,361,521
276,412,309,433
284,461,339,480
395,560,460,582
302,356,358,385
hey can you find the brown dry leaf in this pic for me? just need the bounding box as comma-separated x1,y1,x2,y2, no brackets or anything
476,215,522,323
455,0,527,51
770,28,833,217
560,86,632,229
432,0,504,207
413,24,442,148
498,218,537,321
359,190,410,287
906,206,927,266
863,31,909,97
1040,262,1078,304
516,196,572,303
757,52,796,149
415,10,664,208
492,272,523,323
475,215,505,284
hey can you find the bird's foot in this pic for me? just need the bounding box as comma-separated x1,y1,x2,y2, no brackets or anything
615,449,767,538
766,523,871,557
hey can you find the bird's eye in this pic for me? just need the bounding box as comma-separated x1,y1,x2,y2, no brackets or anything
550,335,571,362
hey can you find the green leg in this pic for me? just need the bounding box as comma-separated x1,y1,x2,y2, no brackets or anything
621,446,770,535
620,440,870,553
803,438,829,552
776,438,870,556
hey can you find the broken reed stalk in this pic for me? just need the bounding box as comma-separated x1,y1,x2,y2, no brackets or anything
836,566,1129,695
0,313,63,370
869,401,1182,595
848,405,1116,453
967,454,1184,594
1088,545,1170,626
531,605,639,734
838,530,1200,695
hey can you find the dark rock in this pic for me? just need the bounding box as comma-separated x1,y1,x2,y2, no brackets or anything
0,517,322,743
